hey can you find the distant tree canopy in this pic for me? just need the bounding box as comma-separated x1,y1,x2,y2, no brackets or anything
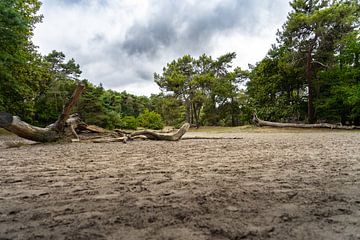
0,0,42,121
154,53,249,126
1,0,359,129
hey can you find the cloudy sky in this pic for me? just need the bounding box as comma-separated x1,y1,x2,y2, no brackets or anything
33,0,291,96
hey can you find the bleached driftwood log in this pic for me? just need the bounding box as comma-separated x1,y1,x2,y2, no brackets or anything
130,123,190,141
0,84,85,142
252,114,360,130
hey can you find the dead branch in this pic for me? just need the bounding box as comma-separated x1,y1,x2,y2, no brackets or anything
53,84,85,132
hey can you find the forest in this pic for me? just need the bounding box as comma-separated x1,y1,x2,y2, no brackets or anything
1,0,359,130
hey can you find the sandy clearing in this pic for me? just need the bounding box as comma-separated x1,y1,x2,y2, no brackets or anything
0,130,359,240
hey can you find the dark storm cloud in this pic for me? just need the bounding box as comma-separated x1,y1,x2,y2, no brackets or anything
119,0,279,58
99,0,289,91
136,68,152,81
122,19,177,56
182,2,256,48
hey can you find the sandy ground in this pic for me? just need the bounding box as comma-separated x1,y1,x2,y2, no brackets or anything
0,130,359,240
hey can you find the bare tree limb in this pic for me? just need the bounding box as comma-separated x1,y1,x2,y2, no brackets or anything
53,83,85,132
312,60,328,68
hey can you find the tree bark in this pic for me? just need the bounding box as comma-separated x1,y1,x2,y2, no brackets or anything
307,44,315,124
192,102,201,128
253,114,359,130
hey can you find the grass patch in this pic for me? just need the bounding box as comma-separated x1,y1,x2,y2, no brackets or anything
0,128,12,135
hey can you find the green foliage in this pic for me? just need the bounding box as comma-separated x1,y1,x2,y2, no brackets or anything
34,79,76,126
88,110,123,130
315,31,360,124
150,93,185,126
247,46,306,122
32,50,83,125
119,116,138,130
0,0,43,121
154,53,247,127
76,81,110,128
77,84,158,129
247,0,360,124
138,109,164,130
279,0,359,122
75,81,159,129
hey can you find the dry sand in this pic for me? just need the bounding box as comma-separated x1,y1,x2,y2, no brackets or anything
0,130,359,240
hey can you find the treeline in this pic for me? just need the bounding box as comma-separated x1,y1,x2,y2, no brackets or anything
1,0,359,129
155,0,360,126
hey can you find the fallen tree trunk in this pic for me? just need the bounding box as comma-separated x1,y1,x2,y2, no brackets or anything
0,112,61,142
253,114,360,130
0,84,85,142
1,83,190,143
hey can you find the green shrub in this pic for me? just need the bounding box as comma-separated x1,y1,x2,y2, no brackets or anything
106,111,123,129
137,110,164,130
81,113,110,129
120,116,138,130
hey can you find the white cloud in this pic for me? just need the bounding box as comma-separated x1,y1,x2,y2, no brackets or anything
33,0,291,96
